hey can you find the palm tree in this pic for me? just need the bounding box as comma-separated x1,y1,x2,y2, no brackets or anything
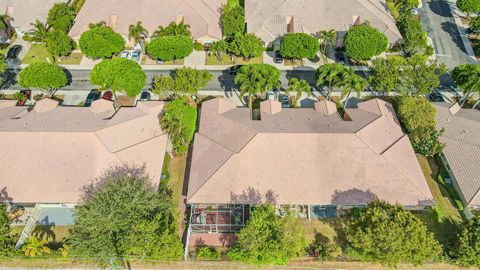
340,68,369,107
153,21,191,37
210,40,227,60
235,66,264,110
22,236,51,257
88,21,106,29
318,30,336,58
128,21,148,44
452,64,480,108
315,63,348,100
286,78,311,106
28,20,50,43
0,14,11,31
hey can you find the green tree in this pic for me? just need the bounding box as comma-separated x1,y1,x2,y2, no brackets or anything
452,64,480,108
18,62,67,96
280,33,318,60
153,21,191,37
173,67,212,96
228,33,264,60
340,68,369,106
346,201,442,267
470,16,480,37
315,63,348,100
47,3,76,32
210,40,228,60
397,12,428,56
286,78,311,106
368,57,404,94
69,165,183,266
22,236,51,257
344,24,388,61
128,21,148,44
26,20,50,43
457,0,480,17
196,246,221,260
70,0,86,13
46,30,74,57
146,36,193,61
90,58,146,97
396,96,436,133
455,216,480,267
318,29,336,57
221,4,245,37
0,204,13,256
234,64,281,109
161,99,197,153
228,204,308,265
410,127,445,157
152,74,176,98
0,14,11,31
79,25,125,59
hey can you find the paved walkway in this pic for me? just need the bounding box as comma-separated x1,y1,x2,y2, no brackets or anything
183,50,206,69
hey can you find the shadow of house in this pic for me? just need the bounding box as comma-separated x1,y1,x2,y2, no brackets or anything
330,188,379,205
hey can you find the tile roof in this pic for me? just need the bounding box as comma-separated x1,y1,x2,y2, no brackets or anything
435,103,480,207
0,0,66,32
69,0,225,40
0,100,168,204
245,0,402,44
187,98,433,206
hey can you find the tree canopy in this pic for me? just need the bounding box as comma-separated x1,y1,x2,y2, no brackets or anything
456,0,480,16
69,165,183,266
46,30,74,56
227,33,264,60
18,62,67,95
79,25,125,59
47,3,76,32
315,63,349,99
234,64,281,108
228,204,307,265
346,201,442,267
152,67,212,97
280,33,318,60
153,21,190,37
397,12,429,56
452,64,480,107
161,99,197,153
455,216,480,267
146,35,193,61
0,204,13,256
344,24,388,61
221,5,245,37
90,58,145,97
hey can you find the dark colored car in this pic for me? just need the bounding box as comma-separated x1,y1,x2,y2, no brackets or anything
84,90,101,107
429,91,445,102
139,91,151,101
274,51,283,63
229,65,243,75
7,45,22,59
102,90,113,101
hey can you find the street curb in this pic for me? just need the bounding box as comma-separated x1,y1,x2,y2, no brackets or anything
446,0,478,62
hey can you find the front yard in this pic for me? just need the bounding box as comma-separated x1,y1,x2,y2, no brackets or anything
21,44,83,65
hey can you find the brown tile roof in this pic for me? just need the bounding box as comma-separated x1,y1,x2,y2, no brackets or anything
245,0,402,44
435,103,480,207
0,100,168,204
187,98,433,206
69,0,225,41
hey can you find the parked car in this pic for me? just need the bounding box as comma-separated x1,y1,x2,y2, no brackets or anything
139,91,151,101
120,51,130,59
274,51,283,63
131,50,141,62
266,91,276,101
7,45,22,59
84,90,101,107
428,91,445,102
102,90,113,101
280,95,290,108
229,65,243,75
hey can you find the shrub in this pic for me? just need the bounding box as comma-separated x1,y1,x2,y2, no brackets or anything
146,36,193,61
221,4,245,37
344,24,388,61
227,33,264,60
397,12,428,56
310,236,341,261
196,246,221,260
46,30,75,56
410,127,445,157
457,0,480,17
455,216,480,267
193,42,204,51
161,99,197,154
396,96,436,133
79,25,125,59
280,33,319,59
0,204,14,256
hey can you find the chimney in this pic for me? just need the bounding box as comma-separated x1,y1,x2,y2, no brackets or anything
176,15,184,24
449,102,461,116
314,100,337,115
286,16,294,33
109,14,118,31
6,6,13,17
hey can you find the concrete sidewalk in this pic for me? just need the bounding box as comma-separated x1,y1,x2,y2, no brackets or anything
446,0,477,62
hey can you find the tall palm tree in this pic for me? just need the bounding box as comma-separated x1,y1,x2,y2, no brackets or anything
128,21,148,44
286,78,311,106
22,237,51,257
153,21,191,37
235,66,264,110
316,63,348,100
318,30,336,58
28,20,50,43
340,68,369,107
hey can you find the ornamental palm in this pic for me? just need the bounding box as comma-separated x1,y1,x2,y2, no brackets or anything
316,63,348,100
0,14,11,30
286,78,311,106
153,21,191,37
128,21,148,44
235,67,264,110
318,29,336,57
22,236,51,257
340,68,369,107
28,20,50,43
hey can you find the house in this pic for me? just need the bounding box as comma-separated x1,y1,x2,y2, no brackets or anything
0,0,66,37
245,0,402,47
435,103,480,210
0,99,168,226
186,97,433,247
69,0,225,46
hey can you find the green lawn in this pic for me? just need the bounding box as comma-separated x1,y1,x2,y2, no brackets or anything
21,44,82,65
168,154,187,211
205,54,263,65
11,225,71,250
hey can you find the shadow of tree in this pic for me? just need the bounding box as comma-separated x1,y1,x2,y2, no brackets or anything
323,219,349,250
0,187,13,204
230,187,278,204
32,224,56,243
330,188,378,205
440,21,468,54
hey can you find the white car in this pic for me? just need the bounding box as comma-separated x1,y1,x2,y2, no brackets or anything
120,51,130,58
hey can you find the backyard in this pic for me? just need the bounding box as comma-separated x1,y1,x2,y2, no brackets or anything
21,44,83,65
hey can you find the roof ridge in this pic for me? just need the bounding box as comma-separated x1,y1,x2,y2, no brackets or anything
467,187,480,205
356,0,402,38
111,133,166,153
184,0,215,36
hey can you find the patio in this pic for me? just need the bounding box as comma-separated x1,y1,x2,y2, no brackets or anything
190,204,249,233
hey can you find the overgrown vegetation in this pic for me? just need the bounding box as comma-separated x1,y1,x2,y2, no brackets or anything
455,216,480,267
161,99,197,154
152,67,212,98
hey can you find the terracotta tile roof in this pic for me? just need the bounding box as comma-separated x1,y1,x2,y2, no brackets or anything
435,103,480,207
69,0,225,40
187,98,433,206
245,0,402,44
0,101,168,204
